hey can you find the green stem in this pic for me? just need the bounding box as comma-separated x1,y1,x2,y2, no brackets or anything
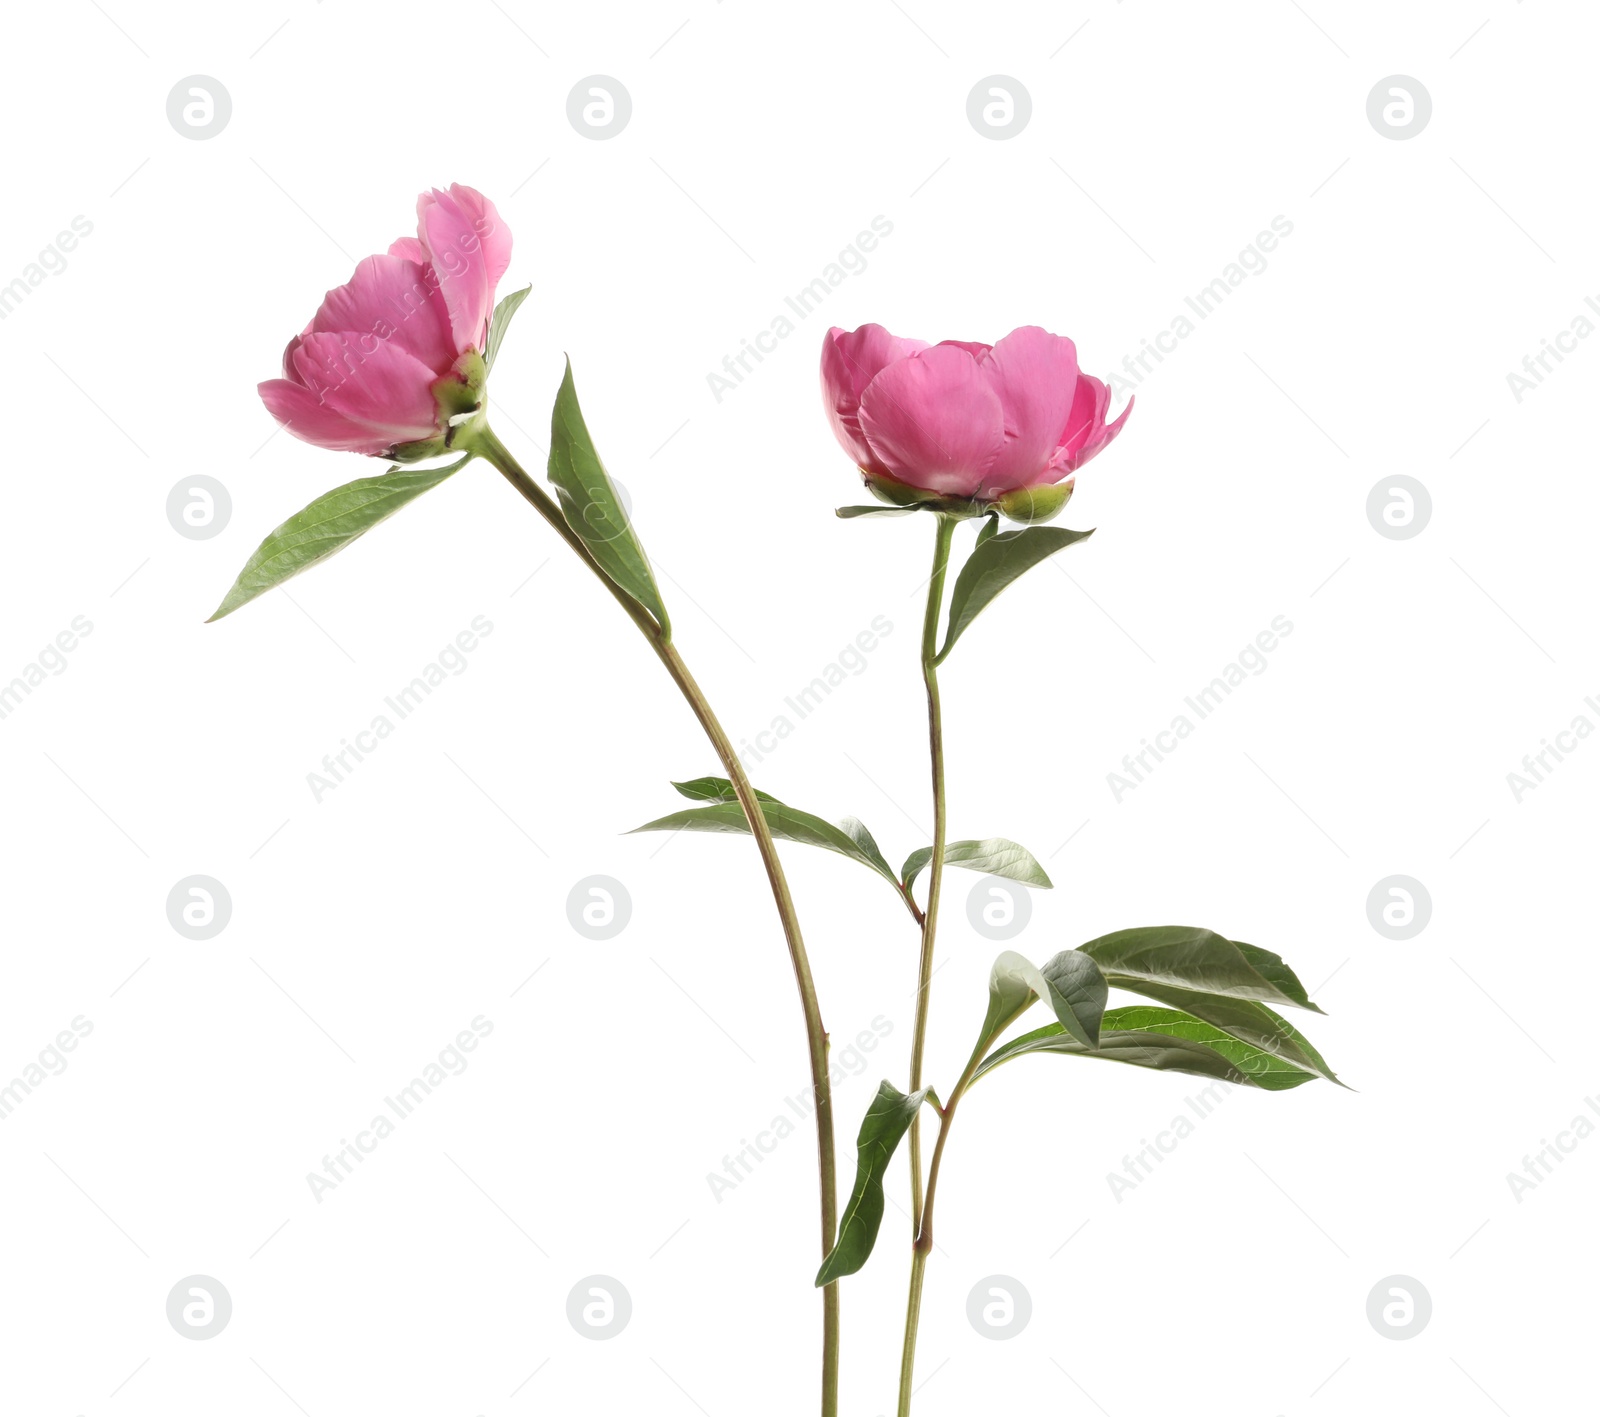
901,514,957,1416
898,1048,984,1417
897,1245,928,1416
469,423,840,1417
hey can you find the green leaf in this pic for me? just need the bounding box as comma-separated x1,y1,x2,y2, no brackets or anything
974,1007,1316,1091
954,950,1116,1093
629,799,902,892
547,358,671,634
671,776,779,804
1038,949,1108,1047
207,456,470,622
981,952,1047,1039
839,816,896,883
964,949,1107,1056
961,951,1053,1074
1096,1006,1318,1090
1078,926,1325,1014
1100,977,1341,1086
975,513,999,547
936,525,1095,662
836,505,917,519
900,838,1053,893
974,1019,1245,1086
816,1080,934,1285
1236,943,1321,1012
485,285,530,372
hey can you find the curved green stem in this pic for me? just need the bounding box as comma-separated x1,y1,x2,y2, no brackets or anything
469,423,840,1416
900,514,957,1416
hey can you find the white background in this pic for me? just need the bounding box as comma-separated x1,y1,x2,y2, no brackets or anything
2,1,1595,1413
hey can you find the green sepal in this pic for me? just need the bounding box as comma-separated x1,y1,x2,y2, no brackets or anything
485,286,531,373
859,470,986,519
996,480,1073,524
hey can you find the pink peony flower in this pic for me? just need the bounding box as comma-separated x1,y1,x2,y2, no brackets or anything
259,184,512,457
821,323,1131,507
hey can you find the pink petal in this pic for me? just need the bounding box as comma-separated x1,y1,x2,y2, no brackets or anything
308,255,456,377
417,184,512,353
388,236,428,265
858,345,1006,497
972,326,1079,491
1050,384,1133,476
936,340,993,358
446,184,512,288
1079,393,1134,466
821,324,930,470
259,378,391,455
289,332,441,449
1058,374,1110,458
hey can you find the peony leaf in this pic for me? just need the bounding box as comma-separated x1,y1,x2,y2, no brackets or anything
958,950,1107,1067
670,776,780,804
1099,977,1341,1086
547,359,671,634
1038,949,1108,1048
1078,926,1325,1014
630,795,902,893
937,525,1095,662
974,1006,1319,1092
207,456,470,621
900,838,1052,893
815,1081,935,1285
